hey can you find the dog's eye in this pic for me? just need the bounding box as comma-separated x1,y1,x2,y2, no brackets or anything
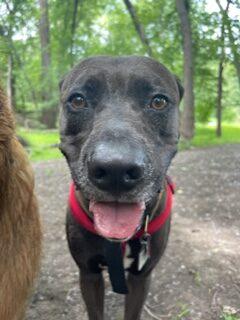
69,94,86,109
150,95,168,110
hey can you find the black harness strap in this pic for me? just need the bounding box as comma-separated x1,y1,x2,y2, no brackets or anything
104,240,128,294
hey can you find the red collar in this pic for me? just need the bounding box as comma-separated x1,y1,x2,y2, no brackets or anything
69,177,175,239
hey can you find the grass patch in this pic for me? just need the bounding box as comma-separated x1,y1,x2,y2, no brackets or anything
221,306,240,320
17,128,62,161
181,124,240,149
221,314,240,320
172,303,190,320
17,123,240,161
18,128,59,145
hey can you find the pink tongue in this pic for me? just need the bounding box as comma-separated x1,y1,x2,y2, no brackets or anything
89,201,145,240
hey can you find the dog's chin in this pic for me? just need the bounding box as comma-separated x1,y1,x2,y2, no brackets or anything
105,234,139,243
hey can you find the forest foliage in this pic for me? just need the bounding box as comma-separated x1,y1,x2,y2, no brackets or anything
0,0,239,135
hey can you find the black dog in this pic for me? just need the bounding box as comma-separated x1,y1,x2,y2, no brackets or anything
59,56,183,320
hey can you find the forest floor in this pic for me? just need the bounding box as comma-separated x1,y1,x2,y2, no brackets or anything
26,144,240,320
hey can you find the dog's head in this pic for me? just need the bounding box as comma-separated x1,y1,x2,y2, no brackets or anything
59,56,183,241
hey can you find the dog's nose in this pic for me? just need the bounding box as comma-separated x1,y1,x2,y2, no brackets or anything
88,159,144,193
88,144,145,193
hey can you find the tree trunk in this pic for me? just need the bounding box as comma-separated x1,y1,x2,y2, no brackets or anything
216,0,240,87
226,22,240,87
176,0,195,140
39,0,51,101
123,0,153,57
1,1,38,108
216,0,230,137
70,0,79,66
9,39,38,108
39,0,57,128
216,60,223,137
7,54,15,109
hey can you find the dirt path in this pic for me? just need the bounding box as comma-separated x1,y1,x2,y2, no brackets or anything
26,145,240,320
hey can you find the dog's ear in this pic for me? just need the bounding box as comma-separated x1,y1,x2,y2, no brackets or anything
174,76,184,102
59,71,70,91
59,78,65,91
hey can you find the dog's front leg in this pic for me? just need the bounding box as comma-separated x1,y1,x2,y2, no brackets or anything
124,272,151,320
80,270,104,320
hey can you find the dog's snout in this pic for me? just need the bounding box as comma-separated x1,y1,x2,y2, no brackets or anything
87,143,145,194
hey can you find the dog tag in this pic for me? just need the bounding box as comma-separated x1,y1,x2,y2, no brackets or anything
138,233,151,271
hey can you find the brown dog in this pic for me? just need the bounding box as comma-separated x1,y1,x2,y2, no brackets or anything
0,86,42,320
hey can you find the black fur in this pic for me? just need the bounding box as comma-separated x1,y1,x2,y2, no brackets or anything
59,56,183,320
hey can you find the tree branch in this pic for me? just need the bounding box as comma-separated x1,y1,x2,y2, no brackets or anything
123,0,153,56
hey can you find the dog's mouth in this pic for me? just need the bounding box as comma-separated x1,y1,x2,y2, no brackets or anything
89,200,145,241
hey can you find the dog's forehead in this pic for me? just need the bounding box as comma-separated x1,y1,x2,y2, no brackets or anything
62,56,178,95
76,56,169,74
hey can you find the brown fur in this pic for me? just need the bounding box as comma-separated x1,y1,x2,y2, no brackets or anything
0,86,42,320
